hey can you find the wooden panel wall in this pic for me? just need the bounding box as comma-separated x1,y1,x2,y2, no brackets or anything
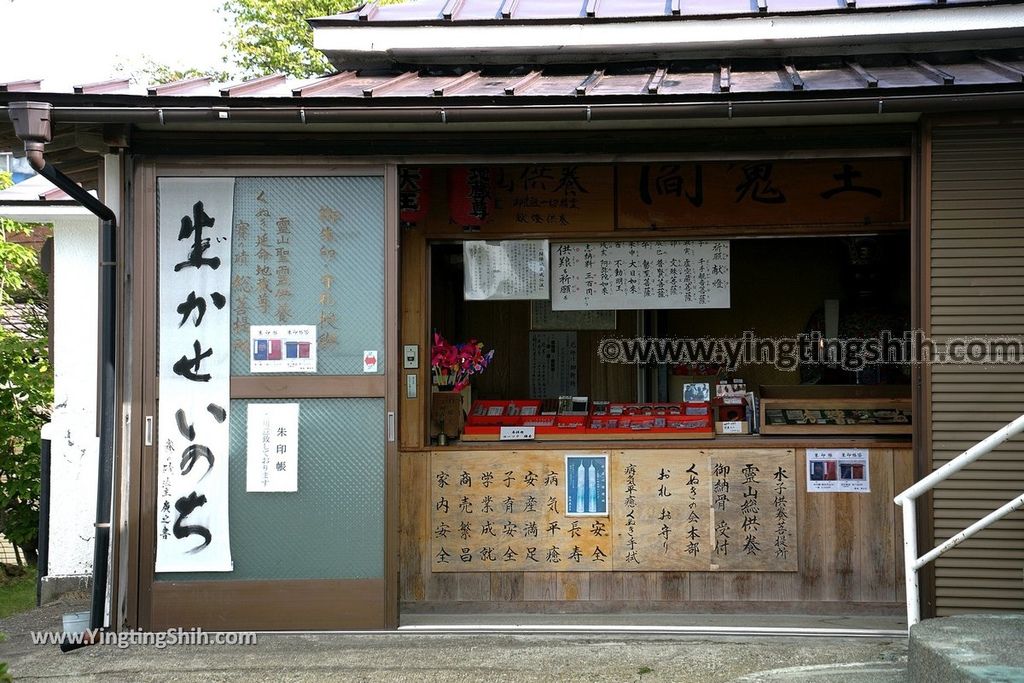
400,447,912,614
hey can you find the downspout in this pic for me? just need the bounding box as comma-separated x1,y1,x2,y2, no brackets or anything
8,102,117,639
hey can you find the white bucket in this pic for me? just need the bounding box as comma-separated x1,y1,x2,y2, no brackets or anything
61,611,90,634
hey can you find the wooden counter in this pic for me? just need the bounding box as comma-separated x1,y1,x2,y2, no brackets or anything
399,442,913,616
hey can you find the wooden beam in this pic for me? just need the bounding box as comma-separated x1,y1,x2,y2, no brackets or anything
442,0,464,20
358,1,379,20
575,70,604,96
783,64,805,91
433,71,481,96
0,79,42,92
363,71,419,97
500,0,519,19
646,67,667,95
845,60,878,88
73,78,130,95
147,76,212,96
977,55,1024,82
219,73,286,97
504,70,542,96
911,59,954,86
292,71,358,97
719,64,731,93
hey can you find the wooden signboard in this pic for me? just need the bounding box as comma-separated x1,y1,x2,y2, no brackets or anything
430,450,614,572
613,450,711,571
617,159,906,229
432,164,614,235
706,449,798,572
431,449,797,573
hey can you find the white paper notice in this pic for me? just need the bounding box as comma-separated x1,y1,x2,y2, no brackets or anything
246,403,299,492
463,240,549,300
529,331,578,399
806,449,870,493
551,239,730,310
156,177,234,573
249,325,317,373
530,299,616,331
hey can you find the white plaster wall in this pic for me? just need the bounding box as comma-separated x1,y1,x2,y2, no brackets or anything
41,215,100,576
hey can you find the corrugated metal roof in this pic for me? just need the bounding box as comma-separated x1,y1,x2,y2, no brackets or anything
310,0,1013,23
1,52,1022,103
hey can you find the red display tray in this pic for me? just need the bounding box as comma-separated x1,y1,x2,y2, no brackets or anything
466,400,544,426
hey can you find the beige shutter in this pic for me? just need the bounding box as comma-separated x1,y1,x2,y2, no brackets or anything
930,125,1024,615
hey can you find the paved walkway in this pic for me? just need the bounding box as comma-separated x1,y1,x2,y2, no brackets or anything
0,601,909,682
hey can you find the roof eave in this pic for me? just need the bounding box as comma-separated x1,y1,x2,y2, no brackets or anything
312,5,1024,68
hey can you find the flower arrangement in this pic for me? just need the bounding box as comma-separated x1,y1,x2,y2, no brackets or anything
431,332,495,392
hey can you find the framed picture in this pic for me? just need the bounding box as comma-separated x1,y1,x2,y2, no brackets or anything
565,454,609,516
684,382,711,403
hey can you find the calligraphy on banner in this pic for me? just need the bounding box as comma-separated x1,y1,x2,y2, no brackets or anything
156,178,234,572
528,331,578,399
246,403,299,493
431,450,797,573
551,240,730,311
463,240,549,300
618,159,906,229
432,164,614,235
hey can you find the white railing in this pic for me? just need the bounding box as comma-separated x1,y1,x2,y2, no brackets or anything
894,413,1024,627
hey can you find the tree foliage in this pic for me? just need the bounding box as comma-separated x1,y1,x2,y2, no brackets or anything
115,57,232,87
221,0,404,79
0,171,51,564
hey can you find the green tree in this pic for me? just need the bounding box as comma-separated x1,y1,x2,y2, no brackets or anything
115,56,232,87
221,0,405,79
0,171,51,565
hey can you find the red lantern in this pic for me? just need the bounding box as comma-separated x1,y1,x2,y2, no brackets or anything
399,166,431,227
448,166,494,228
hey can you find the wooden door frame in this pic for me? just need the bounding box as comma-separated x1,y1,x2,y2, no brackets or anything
122,157,399,630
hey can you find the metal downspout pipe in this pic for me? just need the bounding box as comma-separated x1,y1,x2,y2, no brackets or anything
8,101,118,641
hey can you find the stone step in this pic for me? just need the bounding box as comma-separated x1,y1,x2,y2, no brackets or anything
909,614,1024,683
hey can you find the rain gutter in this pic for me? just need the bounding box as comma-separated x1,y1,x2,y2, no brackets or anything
7,101,117,643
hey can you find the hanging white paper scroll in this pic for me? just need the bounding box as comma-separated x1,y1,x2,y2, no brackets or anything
463,239,549,300
156,178,235,572
246,403,299,493
551,239,730,310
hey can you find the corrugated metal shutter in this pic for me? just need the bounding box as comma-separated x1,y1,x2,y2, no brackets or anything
930,125,1024,616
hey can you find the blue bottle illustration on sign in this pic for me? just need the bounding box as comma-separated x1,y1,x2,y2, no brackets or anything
576,463,586,514
588,463,597,513
567,456,608,515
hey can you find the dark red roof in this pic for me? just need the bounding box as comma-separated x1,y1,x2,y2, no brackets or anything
2,52,1021,102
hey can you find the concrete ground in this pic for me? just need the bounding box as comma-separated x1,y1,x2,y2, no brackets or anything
0,600,910,682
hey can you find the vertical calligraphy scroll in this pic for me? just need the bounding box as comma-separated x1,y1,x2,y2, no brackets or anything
708,449,797,572
156,178,234,572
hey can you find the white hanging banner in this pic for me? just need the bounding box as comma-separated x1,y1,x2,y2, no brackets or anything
551,239,730,310
246,403,299,492
463,240,549,300
156,178,235,572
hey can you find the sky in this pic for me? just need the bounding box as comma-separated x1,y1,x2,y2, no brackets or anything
0,0,232,88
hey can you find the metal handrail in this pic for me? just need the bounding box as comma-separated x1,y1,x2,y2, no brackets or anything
894,413,1024,627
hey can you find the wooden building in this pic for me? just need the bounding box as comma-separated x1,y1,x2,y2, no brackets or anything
2,0,1024,632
